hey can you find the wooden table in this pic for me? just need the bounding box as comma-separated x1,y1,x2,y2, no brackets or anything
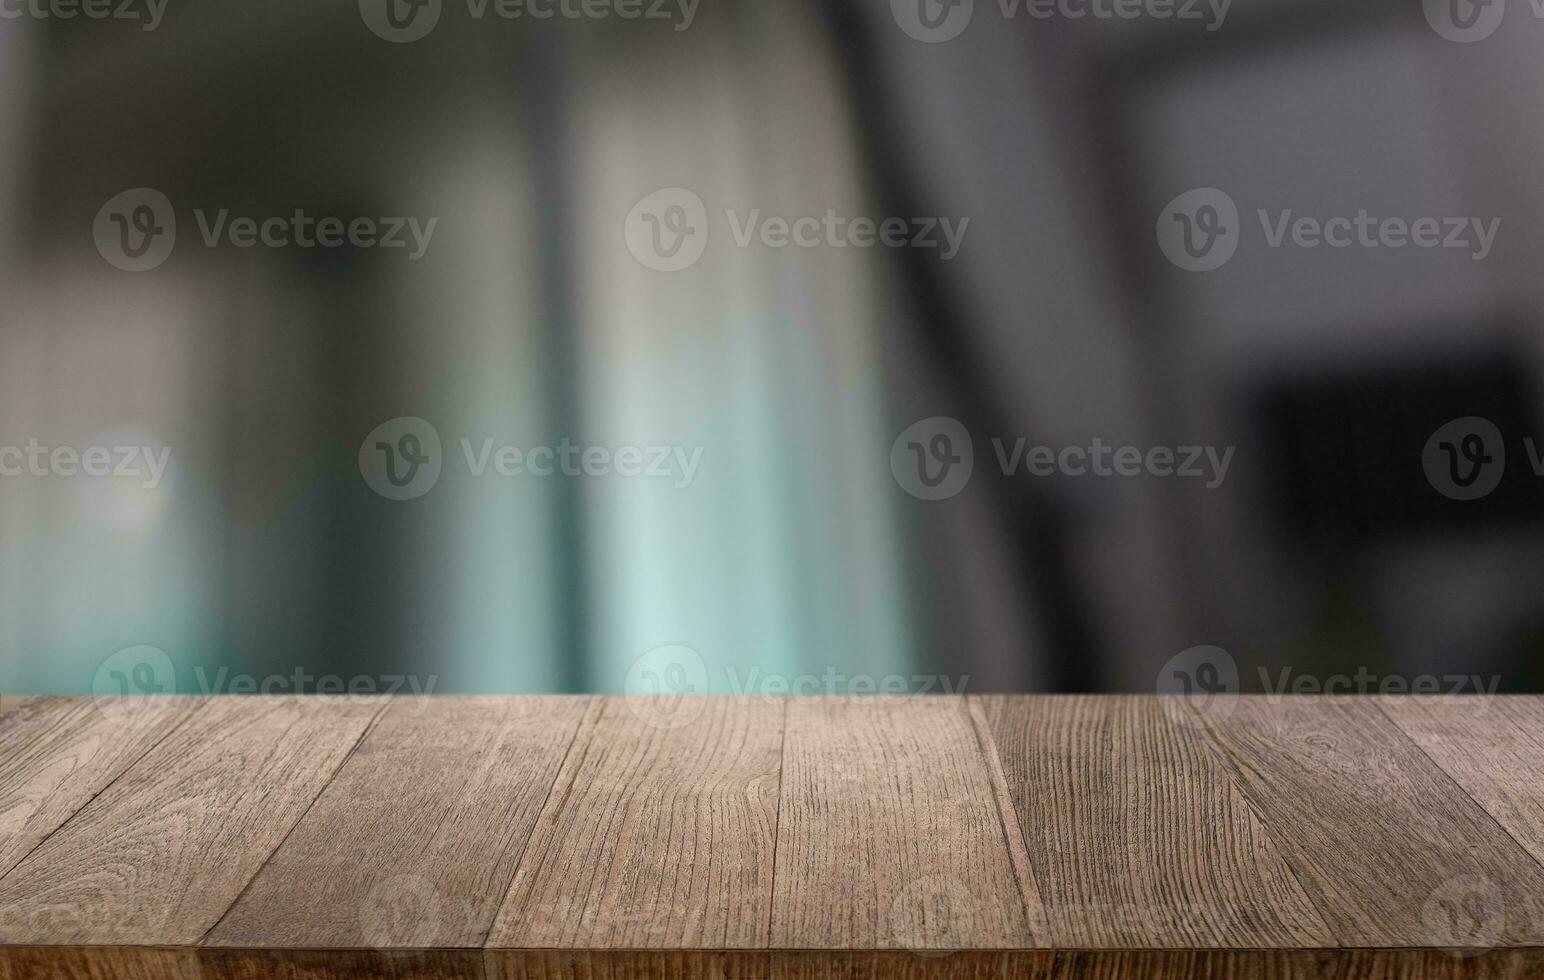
1,695,1542,979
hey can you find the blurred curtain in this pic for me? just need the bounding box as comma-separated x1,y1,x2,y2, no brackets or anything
0,0,914,696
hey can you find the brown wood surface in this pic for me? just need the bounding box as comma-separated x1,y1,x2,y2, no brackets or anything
1186,696,1544,949
487,697,783,950
207,697,591,950
975,695,1334,949
0,697,196,881
0,696,383,946
769,696,1044,951
1381,697,1544,871
3,695,1544,980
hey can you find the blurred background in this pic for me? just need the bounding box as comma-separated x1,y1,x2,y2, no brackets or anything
3,0,1543,698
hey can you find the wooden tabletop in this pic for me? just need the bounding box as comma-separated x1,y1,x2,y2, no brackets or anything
1,695,1542,979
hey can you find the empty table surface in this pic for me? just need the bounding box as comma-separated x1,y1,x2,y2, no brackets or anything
1,695,1542,979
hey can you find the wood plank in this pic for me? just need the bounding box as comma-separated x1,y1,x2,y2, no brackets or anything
0,695,38,718
769,696,1043,951
0,947,476,980
756,949,1544,979
489,950,769,980
0,696,197,880
486,697,783,951
9,947,1542,980
0,695,384,946
1188,696,1544,947
1381,697,1544,871
0,947,202,980
205,696,590,950
198,948,484,980
974,695,1334,948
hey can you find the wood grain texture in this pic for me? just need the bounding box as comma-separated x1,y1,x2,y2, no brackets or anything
769,696,1043,951
486,949,1544,979
490,950,769,980
5,695,1544,980
1188,696,1544,948
0,947,203,980
0,947,479,980
198,948,485,980
975,696,1334,948
0,697,196,880
0,695,39,718
487,697,783,950
1381,697,1544,871
758,949,1544,980
0,696,384,946
206,697,589,951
